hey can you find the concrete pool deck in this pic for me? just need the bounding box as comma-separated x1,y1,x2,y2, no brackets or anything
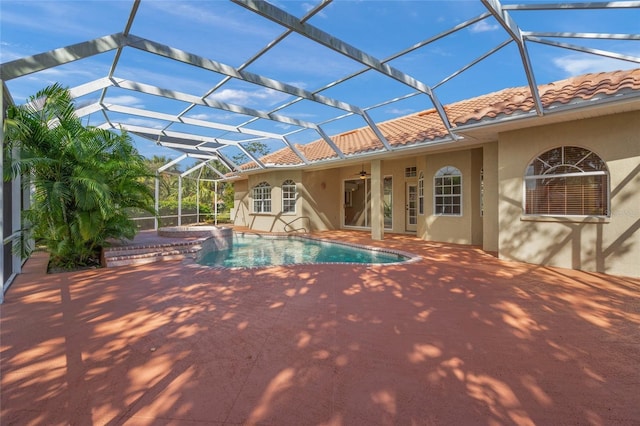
1,230,639,425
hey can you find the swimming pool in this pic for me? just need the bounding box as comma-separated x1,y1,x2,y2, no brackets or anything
196,233,414,268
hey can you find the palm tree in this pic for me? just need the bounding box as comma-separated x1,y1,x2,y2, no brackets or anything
145,155,181,199
3,83,155,269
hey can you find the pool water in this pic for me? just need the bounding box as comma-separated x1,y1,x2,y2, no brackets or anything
196,233,408,268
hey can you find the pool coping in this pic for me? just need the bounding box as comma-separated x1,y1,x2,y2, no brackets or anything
185,231,423,270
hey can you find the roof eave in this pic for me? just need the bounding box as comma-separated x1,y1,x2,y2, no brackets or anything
455,92,640,142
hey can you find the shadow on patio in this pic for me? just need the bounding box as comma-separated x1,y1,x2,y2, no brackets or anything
1,231,639,425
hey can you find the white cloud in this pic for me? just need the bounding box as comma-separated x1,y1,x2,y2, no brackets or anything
103,95,145,108
27,66,99,81
119,118,166,130
553,54,639,76
426,46,453,58
0,3,127,40
145,2,273,37
209,87,290,106
470,21,500,33
187,109,255,123
281,111,317,120
0,42,25,63
187,113,211,121
286,81,309,90
301,2,328,18
114,66,212,96
387,108,415,116
269,1,292,12
275,123,293,131
186,111,247,123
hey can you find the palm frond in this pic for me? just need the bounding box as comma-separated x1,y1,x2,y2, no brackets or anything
5,83,156,269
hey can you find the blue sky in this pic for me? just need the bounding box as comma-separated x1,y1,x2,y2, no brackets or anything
1,0,638,168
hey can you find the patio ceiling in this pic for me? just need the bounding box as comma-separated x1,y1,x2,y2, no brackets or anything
1,0,639,179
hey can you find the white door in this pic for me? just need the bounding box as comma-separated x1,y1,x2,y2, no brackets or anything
406,183,417,232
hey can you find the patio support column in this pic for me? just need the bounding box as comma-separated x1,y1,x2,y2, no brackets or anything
1,88,24,302
196,176,200,224
371,159,384,241
0,93,4,303
14,143,25,274
178,175,182,226
214,180,218,226
154,171,159,230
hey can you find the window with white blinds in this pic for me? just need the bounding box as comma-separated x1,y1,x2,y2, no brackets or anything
524,146,609,216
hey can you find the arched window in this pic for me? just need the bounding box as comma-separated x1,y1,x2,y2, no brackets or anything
434,166,462,216
524,146,608,216
252,181,271,213
282,179,297,213
418,172,424,215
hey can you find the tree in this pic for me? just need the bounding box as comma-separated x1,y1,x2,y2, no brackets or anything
222,182,235,212
139,148,241,224
144,155,181,200
3,84,155,270
232,141,269,165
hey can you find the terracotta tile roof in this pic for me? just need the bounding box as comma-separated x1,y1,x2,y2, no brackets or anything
240,68,639,170
450,68,640,125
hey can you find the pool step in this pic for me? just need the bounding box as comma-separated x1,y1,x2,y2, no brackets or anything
101,239,205,268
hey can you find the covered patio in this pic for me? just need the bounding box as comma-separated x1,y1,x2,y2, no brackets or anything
2,230,639,425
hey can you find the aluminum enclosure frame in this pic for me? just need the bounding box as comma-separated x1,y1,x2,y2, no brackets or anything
2,0,638,180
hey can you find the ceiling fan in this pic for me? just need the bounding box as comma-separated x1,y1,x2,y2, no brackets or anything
355,165,370,179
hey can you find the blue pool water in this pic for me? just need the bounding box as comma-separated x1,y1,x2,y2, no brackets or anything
196,233,408,268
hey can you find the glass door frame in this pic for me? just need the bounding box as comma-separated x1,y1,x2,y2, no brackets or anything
343,177,370,229
406,182,417,232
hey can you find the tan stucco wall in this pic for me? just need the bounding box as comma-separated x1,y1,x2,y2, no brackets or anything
420,149,482,245
241,170,302,232
482,142,499,252
301,169,341,231
470,148,483,245
235,154,483,242
498,110,640,278
233,169,341,232
231,180,249,227
234,160,421,234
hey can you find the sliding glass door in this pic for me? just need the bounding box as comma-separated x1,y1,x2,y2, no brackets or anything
344,178,371,227
344,176,393,229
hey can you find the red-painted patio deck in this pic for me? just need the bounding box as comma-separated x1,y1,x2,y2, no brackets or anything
1,230,639,425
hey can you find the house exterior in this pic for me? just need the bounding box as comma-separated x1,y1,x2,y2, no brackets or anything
231,69,640,278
